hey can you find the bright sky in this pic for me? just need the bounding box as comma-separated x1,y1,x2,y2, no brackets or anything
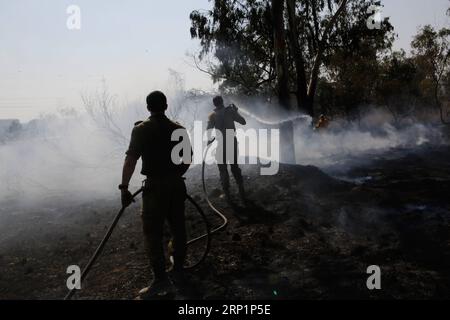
1,0,449,121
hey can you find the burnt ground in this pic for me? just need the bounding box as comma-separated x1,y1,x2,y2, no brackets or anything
1,145,450,300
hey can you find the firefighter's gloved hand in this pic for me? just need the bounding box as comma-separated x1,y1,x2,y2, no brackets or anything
121,189,134,208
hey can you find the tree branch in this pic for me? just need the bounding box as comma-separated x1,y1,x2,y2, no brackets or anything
307,0,348,99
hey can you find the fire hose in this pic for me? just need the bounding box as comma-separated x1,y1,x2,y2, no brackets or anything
64,141,227,300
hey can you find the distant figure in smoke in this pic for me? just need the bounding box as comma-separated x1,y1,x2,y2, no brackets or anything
207,96,247,203
315,114,330,131
120,91,191,298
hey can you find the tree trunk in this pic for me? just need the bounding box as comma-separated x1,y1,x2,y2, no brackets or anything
272,0,295,163
436,83,450,125
286,0,313,117
307,0,348,117
272,0,291,110
279,120,295,164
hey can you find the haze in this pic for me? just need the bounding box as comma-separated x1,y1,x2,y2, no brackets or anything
0,0,449,121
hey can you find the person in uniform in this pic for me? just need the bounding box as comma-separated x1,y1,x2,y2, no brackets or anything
119,91,191,296
207,96,247,203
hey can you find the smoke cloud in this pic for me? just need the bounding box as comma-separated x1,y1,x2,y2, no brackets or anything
0,81,447,207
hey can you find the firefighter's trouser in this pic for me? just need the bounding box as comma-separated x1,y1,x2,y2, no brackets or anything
216,137,244,193
141,177,187,279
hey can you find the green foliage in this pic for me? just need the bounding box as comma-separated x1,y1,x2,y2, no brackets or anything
411,25,450,88
411,25,450,122
190,1,394,109
190,1,275,94
189,1,449,122
319,1,395,117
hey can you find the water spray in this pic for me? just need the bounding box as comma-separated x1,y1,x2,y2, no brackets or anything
230,102,312,126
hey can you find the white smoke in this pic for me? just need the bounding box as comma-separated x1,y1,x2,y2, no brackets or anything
0,113,125,205
0,82,447,206
293,109,447,169
228,99,447,170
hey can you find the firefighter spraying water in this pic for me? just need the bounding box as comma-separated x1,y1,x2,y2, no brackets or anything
207,96,248,203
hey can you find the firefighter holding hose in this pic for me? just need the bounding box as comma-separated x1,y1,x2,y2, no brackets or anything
207,96,247,203
120,91,192,298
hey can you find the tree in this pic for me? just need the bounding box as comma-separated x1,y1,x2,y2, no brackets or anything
190,1,276,96
272,0,291,109
190,0,395,162
166,69,202,133
316,7,393,120
411,25,450,123
81,79,127,147
190,0,395,116
375,50,420,124
295,0,349,115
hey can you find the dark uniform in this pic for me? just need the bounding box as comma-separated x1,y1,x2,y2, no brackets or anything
207,105,246,198
126,113,191,279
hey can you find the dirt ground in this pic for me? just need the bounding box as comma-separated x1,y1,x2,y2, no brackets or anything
1,145,449,300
